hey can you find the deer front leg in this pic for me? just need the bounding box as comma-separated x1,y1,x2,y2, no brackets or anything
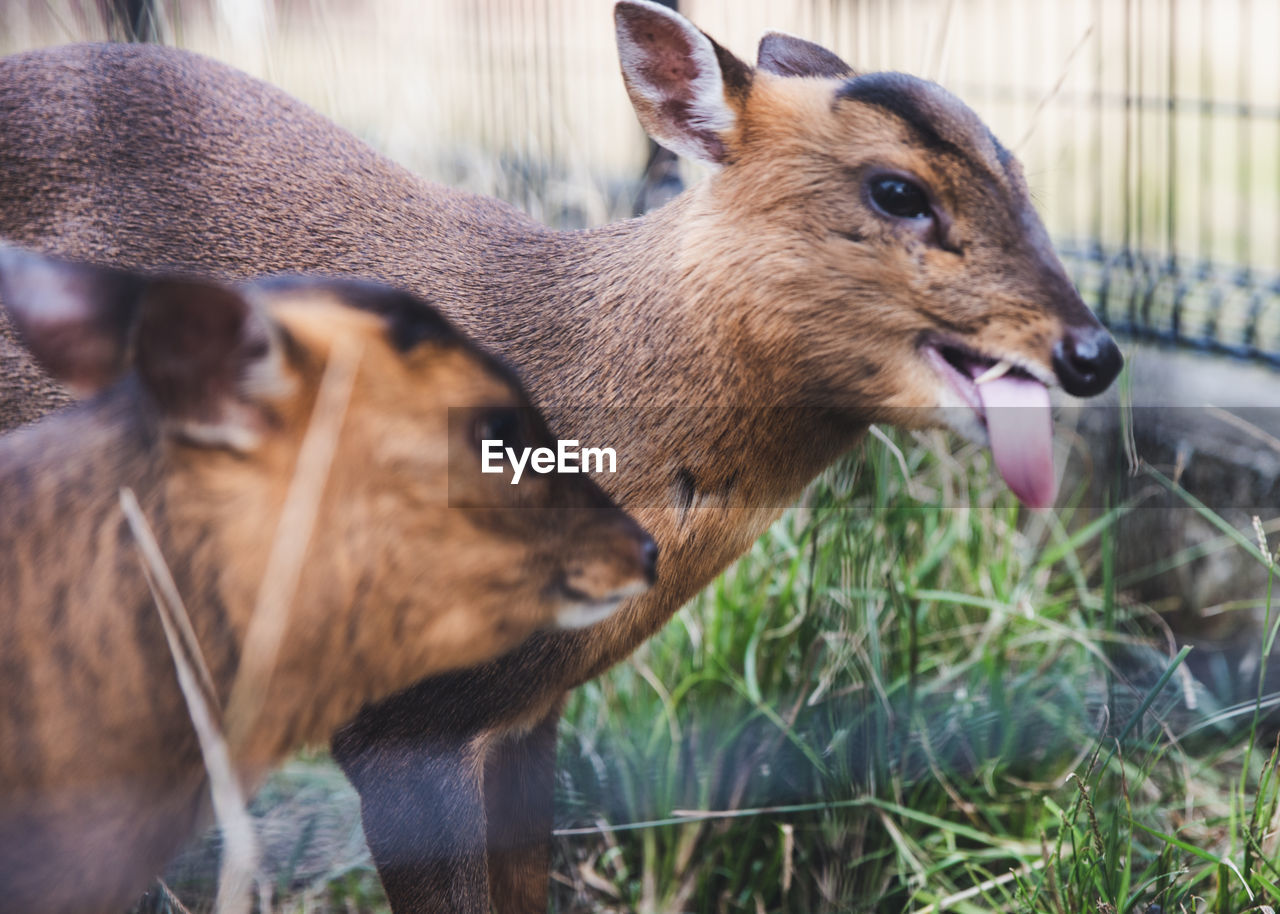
332,706,490,914
484,700,565,914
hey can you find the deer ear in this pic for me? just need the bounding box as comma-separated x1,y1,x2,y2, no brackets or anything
0,247,289,451
757,31,853,79
0,246,144,397
131,278,290,452
614,0,752,166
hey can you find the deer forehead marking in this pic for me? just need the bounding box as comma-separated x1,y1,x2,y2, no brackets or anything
835,72,1012,191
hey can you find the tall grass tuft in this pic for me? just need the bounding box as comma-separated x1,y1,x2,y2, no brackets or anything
136,420,1280,914
547,432,1280,914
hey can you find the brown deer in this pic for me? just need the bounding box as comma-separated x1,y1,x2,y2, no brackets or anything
0,249,654,914
0,2,1122,911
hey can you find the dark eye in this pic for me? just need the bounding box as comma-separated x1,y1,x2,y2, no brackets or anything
868,176,932,220
474,407,524,452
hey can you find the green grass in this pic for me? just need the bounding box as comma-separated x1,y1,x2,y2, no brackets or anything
141,424,1280,914
541,431,1280,914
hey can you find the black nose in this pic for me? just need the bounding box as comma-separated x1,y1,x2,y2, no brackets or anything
640,535,659,584
1051,325,1123,397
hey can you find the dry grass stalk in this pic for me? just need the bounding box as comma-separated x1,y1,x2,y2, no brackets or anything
224,335,363,754
118,333,361,913
155,878,195,914
1207,404,1280,457
869,424,927,503
924,0,956,83
779,822,794,894
117,484,219,713
120,487,258,914
1016,22,1096,152
912,859,1042,914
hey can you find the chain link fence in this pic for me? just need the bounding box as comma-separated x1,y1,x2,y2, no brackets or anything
7,0,1280,362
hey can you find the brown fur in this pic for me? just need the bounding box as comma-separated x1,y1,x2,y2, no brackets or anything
0,7,1118,911
0,262,653,914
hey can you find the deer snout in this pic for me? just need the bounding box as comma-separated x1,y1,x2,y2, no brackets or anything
639,536,659,584
1051,325,1123,397
555,519,658,630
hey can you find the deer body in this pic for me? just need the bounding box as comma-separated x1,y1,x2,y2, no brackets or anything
0,255,653,913
0,4,1122,910
0,42,854,674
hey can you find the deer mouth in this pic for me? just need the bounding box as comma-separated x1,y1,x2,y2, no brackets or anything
553,579,649,630
920,339,1057,509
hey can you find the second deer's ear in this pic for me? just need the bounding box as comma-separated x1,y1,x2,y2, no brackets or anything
133,278,290,452
0,246,144,397
757,31,853,79
614,0,752,166
0,247,290,450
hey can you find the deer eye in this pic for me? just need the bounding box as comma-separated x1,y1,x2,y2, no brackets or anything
474,407,526,453
868,175,932,221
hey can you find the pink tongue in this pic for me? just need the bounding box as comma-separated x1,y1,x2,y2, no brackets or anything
975,375,1057,509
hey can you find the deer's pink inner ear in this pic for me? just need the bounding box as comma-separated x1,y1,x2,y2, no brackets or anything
614,1,743,166
757,32,853,80
624,12,701,100
0,247,143,398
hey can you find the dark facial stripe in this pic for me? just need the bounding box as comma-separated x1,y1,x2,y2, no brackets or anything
837,73,968,157
252,276,460,351
253,275,527,394
836,72,1011,183
988,129,1015,173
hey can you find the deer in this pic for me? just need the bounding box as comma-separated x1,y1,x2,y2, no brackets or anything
0,249,655,914
0,2,1123,911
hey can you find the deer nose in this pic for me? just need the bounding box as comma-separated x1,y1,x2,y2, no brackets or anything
1051,325,1123,397
640,535,659,584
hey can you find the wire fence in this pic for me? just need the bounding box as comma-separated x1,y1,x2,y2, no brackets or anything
672,0,1280,364
6,0,1280,363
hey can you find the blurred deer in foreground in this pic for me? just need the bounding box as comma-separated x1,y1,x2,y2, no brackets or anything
0,250,654,914
0,1,1121,910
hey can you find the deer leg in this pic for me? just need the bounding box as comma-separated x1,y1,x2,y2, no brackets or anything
483,700,565,914
332,710,490,914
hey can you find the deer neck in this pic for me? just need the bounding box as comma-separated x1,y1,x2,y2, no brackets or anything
443,189,866,620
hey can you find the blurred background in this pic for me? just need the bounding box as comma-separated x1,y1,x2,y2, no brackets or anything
5,0,1279,357
5,2,1280,912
